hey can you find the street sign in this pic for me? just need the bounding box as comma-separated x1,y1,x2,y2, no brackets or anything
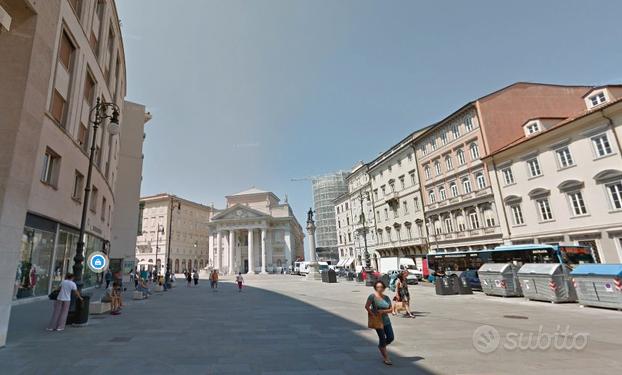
87,252,109,273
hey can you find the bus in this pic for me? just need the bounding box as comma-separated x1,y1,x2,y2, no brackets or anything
427,244,595,275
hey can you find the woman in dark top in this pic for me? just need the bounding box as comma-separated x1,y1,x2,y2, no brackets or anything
365,280,395,365
396,271,415,318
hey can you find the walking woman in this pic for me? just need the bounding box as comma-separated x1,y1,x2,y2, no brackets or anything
365,280,395,365
186,270,192,287
47,273,82,331
193,269,199,286
235,272,244,292
395,271,416,318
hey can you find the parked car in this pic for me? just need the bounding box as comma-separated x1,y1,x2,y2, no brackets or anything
386,270,419,285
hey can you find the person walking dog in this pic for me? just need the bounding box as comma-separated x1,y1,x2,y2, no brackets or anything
47,273,82,331
365,280,395,366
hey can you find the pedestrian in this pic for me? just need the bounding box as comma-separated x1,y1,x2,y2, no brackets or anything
235,272,244,292
365,280,394,366
396,271,415,318
212,270,219,290
47,273,83,331
186,270,192,287
104,269,112,289
193,269,199,286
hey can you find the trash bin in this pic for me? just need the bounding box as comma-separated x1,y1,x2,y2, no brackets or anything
447,271,473,294
570,264,622,310
518,263,576,303
478,263,522,297
435,276,459,295
320,270,329,283
327,269,337,283
67,294,90,325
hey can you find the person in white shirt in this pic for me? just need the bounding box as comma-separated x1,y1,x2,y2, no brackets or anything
47,273,82,331
235,273,244,292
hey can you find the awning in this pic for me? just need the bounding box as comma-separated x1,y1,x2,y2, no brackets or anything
336,258,347,267
344,258,355,267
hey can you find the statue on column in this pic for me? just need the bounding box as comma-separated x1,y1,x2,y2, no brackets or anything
307,208,314,224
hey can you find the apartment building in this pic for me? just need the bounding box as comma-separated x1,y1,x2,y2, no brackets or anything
0,0,138,347
485,86,622,263
369,130,429,268
414,83,593,252
334,163,377,270
136,194,215,274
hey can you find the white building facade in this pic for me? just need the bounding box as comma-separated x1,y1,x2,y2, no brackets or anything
485,87,622,263
207,188,304,274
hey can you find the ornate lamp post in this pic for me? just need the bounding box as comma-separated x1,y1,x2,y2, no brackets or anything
154,224,165,277
357,191,371,271
73,98,120,285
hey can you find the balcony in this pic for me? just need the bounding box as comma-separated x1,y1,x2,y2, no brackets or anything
385,192,400,206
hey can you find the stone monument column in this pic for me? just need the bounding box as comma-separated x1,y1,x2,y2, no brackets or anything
306,208,321,280
229,230,235,275
247,229,254,274
260,228,267,274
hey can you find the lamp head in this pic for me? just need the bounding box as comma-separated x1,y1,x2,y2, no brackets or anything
108,109,120,135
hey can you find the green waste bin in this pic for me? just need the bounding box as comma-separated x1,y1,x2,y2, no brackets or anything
67,294,90,325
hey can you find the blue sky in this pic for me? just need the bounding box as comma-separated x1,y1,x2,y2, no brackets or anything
117,0,622,227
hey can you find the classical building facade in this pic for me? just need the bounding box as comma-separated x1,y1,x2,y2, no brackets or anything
207,188,304,274
485,87,622,263
0,0,137,347
369,130,429,268
136,194,214,274
334,163,377,270
414,83,593,252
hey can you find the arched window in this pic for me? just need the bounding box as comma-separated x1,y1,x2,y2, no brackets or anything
450,182,458,197
434,161,442,175
470,143,480,160
174,259,180,273
445,155,453,170
476,173,486,189
463,178,472,194
457,149,466,165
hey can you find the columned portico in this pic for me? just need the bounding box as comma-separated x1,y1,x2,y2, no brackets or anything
247,229,254,274
261,228,267,274
228,230,235,275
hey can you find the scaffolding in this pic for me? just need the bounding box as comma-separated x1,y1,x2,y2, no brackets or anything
312,172,349,258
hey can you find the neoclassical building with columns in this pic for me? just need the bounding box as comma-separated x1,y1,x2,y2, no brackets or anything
207,188,304,274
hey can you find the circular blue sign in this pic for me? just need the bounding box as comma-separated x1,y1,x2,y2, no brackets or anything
87,252,109,273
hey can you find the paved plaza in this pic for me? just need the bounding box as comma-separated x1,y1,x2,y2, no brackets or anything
1,276,622,374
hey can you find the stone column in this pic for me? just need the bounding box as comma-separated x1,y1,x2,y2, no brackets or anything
229,230,235,275
261,228,267,274
247,229,254,274
284,228,292,273
216,231,222,271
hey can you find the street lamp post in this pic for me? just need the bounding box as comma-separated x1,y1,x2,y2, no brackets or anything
155,224,165,277
358,191,371,271
166,198,181,275
73,97,120,285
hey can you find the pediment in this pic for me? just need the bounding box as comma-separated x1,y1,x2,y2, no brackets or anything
211,204,268,221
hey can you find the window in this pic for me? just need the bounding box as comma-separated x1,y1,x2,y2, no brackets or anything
84,72,95,105
346,217,350,226
424,166,431,179
502,167,514,185
606,182,622,210
510,205,524,225
440,132,448,145
90,186,99,212
384,208,388,219
409,172,416,185
445,156,453,170
72,171,84,201
456,215,466,231
484,209,496,227
536,198,553,221
591,134,613,157
402,201,408,214
469,212,480,229
439,186,446,200
568,191,587,216
452,124,460,139
381,185,386,195
434,161,441,176
556,147,574,168
430,139,437,151
399,176,405,189
527,158,542,177
470,143,480,160
50,90,67,126
462,178,472,194
465,117,474,131
58,31,76,71
374,189,378,200
526,122,540,135
589,92,607,107
41,148,61,187
78,122,89,150
101,197,107,220
428,190,436,203
457,149,466,165
444,218,454,232
476,173,486,189
450,182,458,197
413,197,420,211
408,153,413,162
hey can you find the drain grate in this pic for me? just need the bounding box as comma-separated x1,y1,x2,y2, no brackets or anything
503,315,528,320
109,336,132,342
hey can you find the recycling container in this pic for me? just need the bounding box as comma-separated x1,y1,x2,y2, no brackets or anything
570,264,622,310
327,269,337,283
66,294,91,325
447,271,473,295
478,263,522,297
518,263,576,303
435,276,459,295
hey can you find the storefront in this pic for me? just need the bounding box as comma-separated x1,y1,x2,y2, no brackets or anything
13,213,108,301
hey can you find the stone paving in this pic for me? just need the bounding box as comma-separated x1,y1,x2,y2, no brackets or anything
1,275,622,374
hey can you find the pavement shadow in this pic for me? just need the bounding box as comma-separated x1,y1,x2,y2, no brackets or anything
2,280,439,374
